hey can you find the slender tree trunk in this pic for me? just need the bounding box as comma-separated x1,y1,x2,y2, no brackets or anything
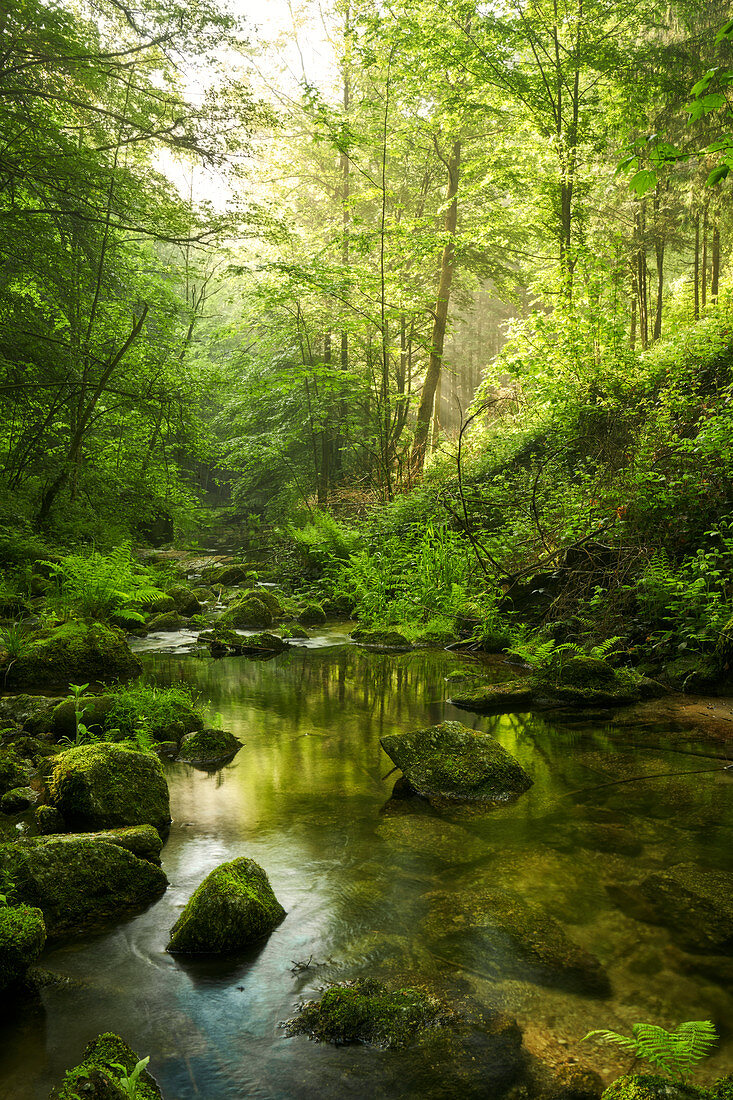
630,279,637,349
702,202,708,310
318,334,332,506
412,138,461,474
694,215,700,320
712,221,720,303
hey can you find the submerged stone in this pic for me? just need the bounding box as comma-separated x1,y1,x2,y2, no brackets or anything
380,721,532,804
51,1032,163,1100
423,888,610,996
0,904,46,990
285,978,446,1048
0,834,168,937
353,629,412,650
610,864,733,953
47,742,171,832
177,728,242,767
3,623,141,688
167,857,285,954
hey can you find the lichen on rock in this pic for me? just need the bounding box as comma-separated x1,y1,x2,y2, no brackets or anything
167,857,285,954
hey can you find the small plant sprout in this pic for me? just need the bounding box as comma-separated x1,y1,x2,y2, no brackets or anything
112,1056,150,1099
68,682,91,745
583,1021,717,1083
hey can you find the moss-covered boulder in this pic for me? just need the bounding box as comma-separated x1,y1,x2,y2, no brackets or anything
281,625,309,640
299,602,326,626
34,804,64,834
47,742,171,832
0,747,31,796
3,623,142,688
146,611,185,632
191,586,216,603
451,670,656,714
177,728,242,768
50,695,116,740
380,721,532,805
0,694,59,736
207,564,252,586
353,629,412,649
254,588,284,616
285,978,446,1048
0,834,167,937
611,864,733,953
0,904,46,990
34,825,164,864
1,785,37,814
167,857,285,954
146,593,176,614
423,888,610,996
220,596,273,629
167,585,202,617
600,1075,703,1099
51,1033,163,1100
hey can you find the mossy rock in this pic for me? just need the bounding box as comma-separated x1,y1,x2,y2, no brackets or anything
31,825,164,864
177,728,242,768
34,805,64,834
380,721,532,805
50,695,116,740
146,593,176,614
254,588,284,616
618,864,733,952
0,694,59,736
220,596,273,629
553,656,616,686
423,887,610,996
232,632,290,655
299,602,326,626
414,630,460,648
0,835,168,937
206,564,253,586
167,856,285,954
450,683,535,714
166,585,202,617
47,742,171,833
0,747,31,797
285,978,446,1048
281,625,309,640
601,1075,703,1099
3,623,142,689
191,586,216,603
0,904,46,990
51,1032,163,1100
146,611,185,632
664,654,720,693
353,629,412,650
1,786,37,814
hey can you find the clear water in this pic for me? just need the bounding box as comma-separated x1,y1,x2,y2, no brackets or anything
1,642,732,1099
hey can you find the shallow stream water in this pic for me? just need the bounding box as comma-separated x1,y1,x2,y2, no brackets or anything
1,637,732,1098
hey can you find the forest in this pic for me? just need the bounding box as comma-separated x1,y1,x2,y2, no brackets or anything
1,0,733,1096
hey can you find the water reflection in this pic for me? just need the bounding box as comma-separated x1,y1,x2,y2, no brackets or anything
1,647,732,1098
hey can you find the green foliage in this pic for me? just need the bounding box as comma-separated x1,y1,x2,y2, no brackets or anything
0,868,15,907
66,683,92,747
44,544,165,623
583,1021,717,1083
0,620,33,661
112,1057,151,1100
105,683,200,748
288,511,362,568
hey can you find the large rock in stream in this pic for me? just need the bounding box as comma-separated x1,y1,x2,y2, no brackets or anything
422,888,610,996
380,721,532,805
0,904,46,990
51,1032,163,1100
0,832,167,937
3,623,141,688
47,742,171,833
608,863,733,953
167,857,285,954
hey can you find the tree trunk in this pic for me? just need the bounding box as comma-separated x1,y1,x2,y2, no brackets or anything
412,138,461,474
694,215,700,320
701,203,708,311
712,222,720,303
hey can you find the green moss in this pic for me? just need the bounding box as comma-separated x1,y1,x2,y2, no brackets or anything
34,805,64,834
220,596,273,628
166,585,202,616
0,903,46,989
285,979,445,1048
53,1032,162,1100
146,610,185,632
4,622,142,689
0,748,30,796
1,786,36,814
51,695,116,740
254,589,284,616
553,656,616,686
353,629,412,649
177,728,241,767
167,856,285,954
708,1077,733,1099
380,720,532,804
103,684,203,744
601,1075,703,1099
206,564,253,586
298,602,326,626
0,835,168,937
281,625,309,639
48,742,171,832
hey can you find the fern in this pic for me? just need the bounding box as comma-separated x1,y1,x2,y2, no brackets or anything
589,635,622,658
44,543,166,623
583,1021,717,1083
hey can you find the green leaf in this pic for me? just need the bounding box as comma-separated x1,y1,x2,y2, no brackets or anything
629,169,658,196
707,164,731,185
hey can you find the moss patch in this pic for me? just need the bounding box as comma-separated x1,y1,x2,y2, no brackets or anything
220,596,273,629
3,623,142,689
353,629,412,649
285,978,446,1048
0,835,168,937
177,728,242,768
52,1032,162,1100
380,721,532,805
48,742,170,832
167,857,285,954
0,748,31,797
298,602,326,626
0,904,46,990
601,1075,703,1099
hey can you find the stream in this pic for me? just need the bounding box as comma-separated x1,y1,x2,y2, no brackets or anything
1,634,732,1098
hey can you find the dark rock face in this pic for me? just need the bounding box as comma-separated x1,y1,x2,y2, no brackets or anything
0,835,167,937
422,888,610,996
4,624,141,689
609,864,733,953
0,904,46,990
47,742,171,832
380,721,532,805
177,728,242,768
0,695,59,736
51,1032,163,1100
167,857,285,954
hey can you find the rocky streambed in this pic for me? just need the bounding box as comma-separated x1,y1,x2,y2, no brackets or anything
0,638,732,1098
